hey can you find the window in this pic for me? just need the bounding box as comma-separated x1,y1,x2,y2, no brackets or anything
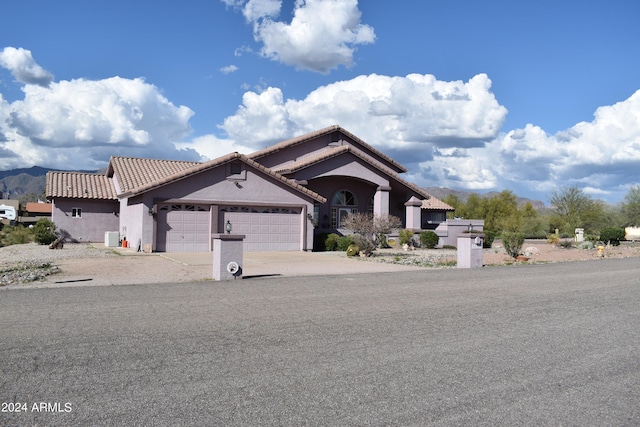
330,190,358,228
72,208,82,218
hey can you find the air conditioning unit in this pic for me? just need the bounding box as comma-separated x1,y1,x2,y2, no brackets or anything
105,231,120,247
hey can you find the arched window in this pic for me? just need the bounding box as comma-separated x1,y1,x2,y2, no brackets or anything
331,190,358,228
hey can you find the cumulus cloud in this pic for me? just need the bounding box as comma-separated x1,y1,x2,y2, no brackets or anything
221,73,507,157
0,67,201,170
223,0,375,73
415,89,640,202
0,47,54,87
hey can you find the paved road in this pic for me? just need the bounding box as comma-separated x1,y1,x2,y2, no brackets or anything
1,259,639,426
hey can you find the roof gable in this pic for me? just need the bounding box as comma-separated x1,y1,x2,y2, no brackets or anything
248,125,408,174
114,153,326,203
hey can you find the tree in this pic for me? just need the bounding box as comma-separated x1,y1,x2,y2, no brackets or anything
621,185,640,226
549,186,606,235
340,213,402,248
33,218,58,245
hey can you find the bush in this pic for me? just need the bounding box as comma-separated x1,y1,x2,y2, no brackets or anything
337,235,354,251
419,231,439,249
350,234,375,255
501,231,525,259
346,244,359,257
546,234,560,246
33,218,58,245
324,233,340,251
482,230,496,248
1,224,33,246
599,227,625,246
398,229,414,246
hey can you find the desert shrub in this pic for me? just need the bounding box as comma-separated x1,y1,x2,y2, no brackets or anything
33,218,58,245
419,231,439,249
442,245,456,250
557,239,574,249
546,234,560,245
599,227,625,246
324,233,340,251
1,224,33,246
346,244,359,257
337,235,354,251
501,231,525,259
482,230,496,248
350,234,375,255
398,229,414,246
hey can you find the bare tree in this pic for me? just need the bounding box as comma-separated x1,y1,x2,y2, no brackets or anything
341,212,402,248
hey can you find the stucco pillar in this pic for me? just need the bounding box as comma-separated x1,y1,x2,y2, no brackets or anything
212,233,245,280
404,196,422,231
373,186,391,217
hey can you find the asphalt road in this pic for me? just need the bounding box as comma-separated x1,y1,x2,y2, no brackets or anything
1,258,639,426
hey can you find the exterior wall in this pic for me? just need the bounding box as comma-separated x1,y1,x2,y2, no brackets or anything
435,219,484,247
123,165,318,251
51,198,119,243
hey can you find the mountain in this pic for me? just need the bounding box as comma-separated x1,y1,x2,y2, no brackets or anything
0,166,97,200
424,187,546,209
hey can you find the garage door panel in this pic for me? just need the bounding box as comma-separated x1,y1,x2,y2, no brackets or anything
157,204,210,252
221,206,302,251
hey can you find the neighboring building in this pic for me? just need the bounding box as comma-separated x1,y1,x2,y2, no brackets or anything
46,125,457,252
21,202,53,225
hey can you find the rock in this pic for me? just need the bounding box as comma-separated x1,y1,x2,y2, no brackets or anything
524,246,540,257
516,255,530,262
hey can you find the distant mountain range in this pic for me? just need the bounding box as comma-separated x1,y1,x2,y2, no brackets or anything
0,166,97,200
0,167,546,209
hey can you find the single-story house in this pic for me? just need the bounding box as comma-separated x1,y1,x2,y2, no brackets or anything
21,202,53,225
46,125,458,252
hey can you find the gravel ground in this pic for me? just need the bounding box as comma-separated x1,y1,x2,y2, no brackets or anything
0,243,118,286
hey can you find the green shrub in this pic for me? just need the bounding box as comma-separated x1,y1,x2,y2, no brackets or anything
501,231,525,259
599,227,625,246
398,229,414,246
546,234,560,245
419,231,439,249
33,218,58,245
1,224,33,246
482,230,496,248
346,244,359,257
337,235,354,251
324,233,340,251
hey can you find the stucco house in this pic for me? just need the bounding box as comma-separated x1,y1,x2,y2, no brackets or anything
46,125,457,252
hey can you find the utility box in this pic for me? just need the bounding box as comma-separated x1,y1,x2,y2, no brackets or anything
104,231,120,247
457,233,484,268
575,228,585,243
212,233,246,280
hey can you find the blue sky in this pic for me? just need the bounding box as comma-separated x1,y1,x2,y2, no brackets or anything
1,0,639,204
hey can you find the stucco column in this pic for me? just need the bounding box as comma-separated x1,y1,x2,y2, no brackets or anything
404,196,422,231
373,186,391,217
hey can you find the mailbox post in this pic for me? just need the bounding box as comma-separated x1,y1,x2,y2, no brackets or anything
457,232,484,268
212,233,245,280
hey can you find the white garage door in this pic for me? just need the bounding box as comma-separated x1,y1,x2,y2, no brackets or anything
220,206,301,251
157,204,210,252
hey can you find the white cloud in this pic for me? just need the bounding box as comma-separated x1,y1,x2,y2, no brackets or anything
0,73,200,170
176,134,254,161
223,0,375,73
221,73,507,155
220,65,239,74
0,47,54,87
414,89,640,203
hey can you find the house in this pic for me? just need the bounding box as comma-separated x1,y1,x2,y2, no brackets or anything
21,202,53,225
46,125,456,252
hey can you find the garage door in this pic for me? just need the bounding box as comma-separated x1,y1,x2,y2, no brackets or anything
220,206,301,251
157,204,210,252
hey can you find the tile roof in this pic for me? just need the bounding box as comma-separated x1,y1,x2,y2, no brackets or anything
273,144,453,209
25,202,52,214
116,153,327,203
108,156,200,194
421,195,455,211
248,125,408,173
46,171,117,200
